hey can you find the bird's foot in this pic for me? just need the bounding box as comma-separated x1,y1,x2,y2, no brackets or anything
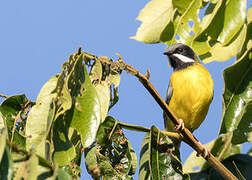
196,143,209,158
174,118,185,131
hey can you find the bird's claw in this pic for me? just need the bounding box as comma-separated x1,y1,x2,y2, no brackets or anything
196,144,209,158
174,118,185,131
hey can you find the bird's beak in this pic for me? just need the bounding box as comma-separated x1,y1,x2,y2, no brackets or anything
163,51,172,56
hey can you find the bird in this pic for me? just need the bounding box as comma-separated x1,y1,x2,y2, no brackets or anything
163,43,214,157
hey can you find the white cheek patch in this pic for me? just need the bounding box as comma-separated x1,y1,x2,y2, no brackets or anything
173,53,195,63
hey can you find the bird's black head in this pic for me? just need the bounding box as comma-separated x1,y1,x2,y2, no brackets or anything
164,43,196,71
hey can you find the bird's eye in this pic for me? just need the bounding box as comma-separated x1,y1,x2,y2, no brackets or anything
177,48,183,53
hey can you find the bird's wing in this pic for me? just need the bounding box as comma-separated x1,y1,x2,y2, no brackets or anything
163,82,173,128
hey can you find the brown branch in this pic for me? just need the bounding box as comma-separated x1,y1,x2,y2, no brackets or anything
0,94,8,99
122,62,238,180
81,51,237,179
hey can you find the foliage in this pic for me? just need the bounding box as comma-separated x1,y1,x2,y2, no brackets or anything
1,0,252,179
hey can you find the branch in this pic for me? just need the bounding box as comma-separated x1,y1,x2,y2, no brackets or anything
0,94,8,99
81,51,237,180
121,62,238,180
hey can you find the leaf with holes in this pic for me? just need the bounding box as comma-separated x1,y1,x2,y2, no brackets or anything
0,94,29,148
199,25,246,63
168,0,202,45
139,126,187,180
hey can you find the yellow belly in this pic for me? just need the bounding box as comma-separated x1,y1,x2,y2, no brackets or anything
166,63,214,132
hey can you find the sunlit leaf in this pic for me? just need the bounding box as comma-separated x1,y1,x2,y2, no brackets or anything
0,128,7,163
131,0,175,43
94,82,110,123
71,64,100,148
0,112,6,129
84,144,100,179
57,167,72,180
26,75,58,158
192,0,224,55
109,70,120,88
169,0,202,45
238,7,252,58
217,0,247,45
199,25,246,63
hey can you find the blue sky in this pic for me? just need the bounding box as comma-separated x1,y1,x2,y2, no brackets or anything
0,0,251,179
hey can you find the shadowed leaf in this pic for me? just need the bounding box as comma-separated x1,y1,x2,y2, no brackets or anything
220,42,252,141
139,126,187,180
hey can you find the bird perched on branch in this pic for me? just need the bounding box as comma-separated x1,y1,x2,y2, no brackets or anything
163,43,214,156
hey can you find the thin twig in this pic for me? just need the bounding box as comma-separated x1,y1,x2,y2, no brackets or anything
0,94,8,99
122,62,238,180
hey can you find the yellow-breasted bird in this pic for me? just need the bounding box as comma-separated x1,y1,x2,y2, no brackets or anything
163,43,214,156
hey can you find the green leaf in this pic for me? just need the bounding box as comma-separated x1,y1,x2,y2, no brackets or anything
0,128,7,163
26,153,39,180
0,94,29,148
96,116,117,146
92,116,137,179
71,64,100,148
0,147,13,180
184,133,241,173
109,87,119,110
192,0,224,55
209,154,252,179
89,60,103,82
0,94,29,133
220,45,252,140
0,112,6,129
139,126,186,180
199,25,246,63
94,82,110,123
131,0,175,43
172,0,192,14
128,142,138,175
57,167,72,180
238,7,252,58
132,0,247,62
53,112,76,166
109,70,120,88
170,0,203,45
217,0,247,45
26,75,58,158
84,144,100,179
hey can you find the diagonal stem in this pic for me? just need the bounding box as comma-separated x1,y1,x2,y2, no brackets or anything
122,62,238,180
